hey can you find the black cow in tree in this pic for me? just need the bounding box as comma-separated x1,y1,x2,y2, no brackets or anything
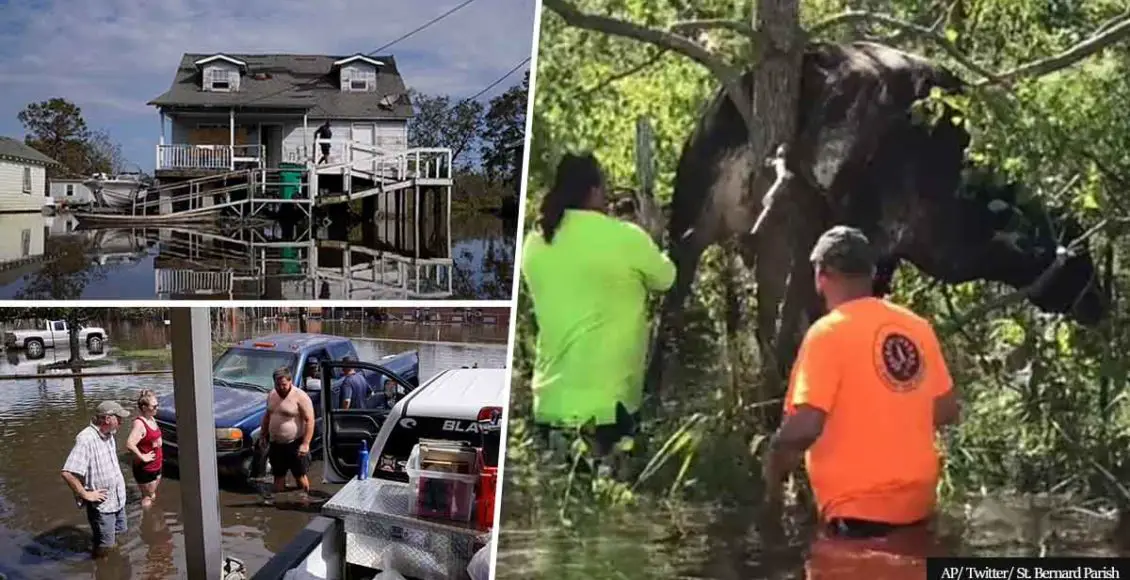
644,42,1106,398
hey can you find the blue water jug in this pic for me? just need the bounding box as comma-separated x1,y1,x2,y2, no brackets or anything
358,439,370,481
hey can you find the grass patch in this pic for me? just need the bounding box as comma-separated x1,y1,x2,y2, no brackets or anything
115,347,170,360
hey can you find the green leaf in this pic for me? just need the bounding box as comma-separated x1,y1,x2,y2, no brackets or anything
1081,190,1100,210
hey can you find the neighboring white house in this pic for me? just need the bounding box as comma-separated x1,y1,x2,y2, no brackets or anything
48,178,96,206
0,137,58,213
148,52,414,173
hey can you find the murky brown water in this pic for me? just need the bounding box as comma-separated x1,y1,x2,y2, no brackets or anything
494,494,1127,580
0,317,508,579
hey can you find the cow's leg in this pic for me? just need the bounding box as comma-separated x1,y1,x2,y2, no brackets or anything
643,225,712,405
748,193,793,392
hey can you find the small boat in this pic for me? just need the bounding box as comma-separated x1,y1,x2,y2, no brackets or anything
72,208,217,227
84,172,149,209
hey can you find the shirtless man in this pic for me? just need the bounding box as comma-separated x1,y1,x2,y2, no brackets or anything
258,366,315,502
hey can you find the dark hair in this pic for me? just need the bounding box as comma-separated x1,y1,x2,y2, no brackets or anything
540,152,604,243
272,366,292,382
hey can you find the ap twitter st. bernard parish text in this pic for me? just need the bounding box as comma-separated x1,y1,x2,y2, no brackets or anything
942,566,1121,580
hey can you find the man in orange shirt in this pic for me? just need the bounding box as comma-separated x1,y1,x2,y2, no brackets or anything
763,225,961,541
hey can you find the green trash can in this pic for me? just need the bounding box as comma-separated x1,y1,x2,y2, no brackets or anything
281,247,300,275
278,162,304,200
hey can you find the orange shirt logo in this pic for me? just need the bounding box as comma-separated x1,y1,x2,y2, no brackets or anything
874,326,925,392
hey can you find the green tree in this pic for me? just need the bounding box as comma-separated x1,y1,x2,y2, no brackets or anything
17,97,127,178
407,91,486,167
480,71,530,186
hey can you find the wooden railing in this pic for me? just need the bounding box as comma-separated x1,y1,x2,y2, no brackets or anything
156,144,262,171
307,139,452,183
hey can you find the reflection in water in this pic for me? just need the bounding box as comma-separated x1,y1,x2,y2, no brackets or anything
0,210,514,300
0,318,508,578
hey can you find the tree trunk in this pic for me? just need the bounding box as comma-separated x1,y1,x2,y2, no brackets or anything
67,313,83,367
748,0,804,412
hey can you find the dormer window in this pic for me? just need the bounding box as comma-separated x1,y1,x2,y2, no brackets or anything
193,54,247,92
333,55,382,93
206,68,234,91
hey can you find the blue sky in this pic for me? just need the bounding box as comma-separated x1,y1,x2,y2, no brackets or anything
0,0,536,172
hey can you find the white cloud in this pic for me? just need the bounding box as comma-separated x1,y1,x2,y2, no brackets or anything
0,0,536,120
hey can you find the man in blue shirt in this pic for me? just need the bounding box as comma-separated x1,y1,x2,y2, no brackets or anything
339,356,370,410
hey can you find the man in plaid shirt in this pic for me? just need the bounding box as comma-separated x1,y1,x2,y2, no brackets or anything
62,400,131,557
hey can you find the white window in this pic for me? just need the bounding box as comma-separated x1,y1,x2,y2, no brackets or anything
21,230,30,257
206,67,233,92
22,167,30,193
66,183,74,196
341,67,375,92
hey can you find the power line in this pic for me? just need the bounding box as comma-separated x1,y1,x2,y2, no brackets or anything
465,56,531,102
241,0,480,107
367,0,479,56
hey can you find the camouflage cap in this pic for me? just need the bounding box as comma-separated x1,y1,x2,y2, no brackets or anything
809,225,876,276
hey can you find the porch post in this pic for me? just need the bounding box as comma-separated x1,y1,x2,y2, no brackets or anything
170,307,222,580
303,113,309,161
158,109,166,170
229,108,236,170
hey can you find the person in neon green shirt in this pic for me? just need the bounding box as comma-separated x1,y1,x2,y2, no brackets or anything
521,152,676,458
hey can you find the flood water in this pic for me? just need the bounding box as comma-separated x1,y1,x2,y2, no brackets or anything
0,210,515,301
495,486,1127,579
0,317,508,579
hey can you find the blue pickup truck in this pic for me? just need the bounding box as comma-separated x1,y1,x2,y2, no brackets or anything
154,333,420,480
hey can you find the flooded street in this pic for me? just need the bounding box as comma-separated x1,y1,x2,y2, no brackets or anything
0,318,508,579
0,210,515,301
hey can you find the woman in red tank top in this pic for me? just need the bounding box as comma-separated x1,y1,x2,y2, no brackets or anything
126,389,164,508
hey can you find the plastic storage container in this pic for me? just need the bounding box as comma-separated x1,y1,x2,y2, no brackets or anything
278,162,303,200
406,444,479,523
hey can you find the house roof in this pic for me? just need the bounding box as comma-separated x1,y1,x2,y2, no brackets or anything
148,53,415,119
193,54,248,69
333,54,384,68
0,137,59,166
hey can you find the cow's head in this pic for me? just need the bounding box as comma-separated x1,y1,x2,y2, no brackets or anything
938,165,1105,325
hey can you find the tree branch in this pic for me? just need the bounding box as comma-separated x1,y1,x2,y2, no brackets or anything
542,0,754,129
859,1,954,45
808,10,1002,82
984,16,1130,86
810,9,1130,88
581,48,669,97
670,18,756,38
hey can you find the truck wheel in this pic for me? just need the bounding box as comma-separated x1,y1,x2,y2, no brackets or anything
87,335,104,354
25,339,44,359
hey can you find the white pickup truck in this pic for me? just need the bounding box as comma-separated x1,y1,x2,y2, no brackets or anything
3,320,108,359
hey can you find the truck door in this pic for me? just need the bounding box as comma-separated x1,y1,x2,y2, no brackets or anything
300,347,331,445
319,359,417,484
51,320,67,349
